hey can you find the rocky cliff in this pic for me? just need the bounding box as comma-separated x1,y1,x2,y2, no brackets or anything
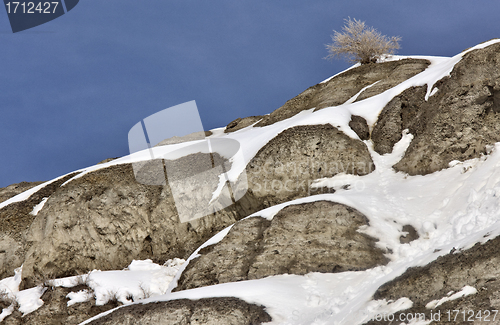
1,39,500,324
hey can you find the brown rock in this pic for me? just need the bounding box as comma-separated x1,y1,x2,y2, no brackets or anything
349,115,370,140
399,224,419,244
225,116,264,133
0,174,78,280
21,163,241,288
255,59,430,127
85,297,271,325
366,235,500,325
372,43,500,174
242,124,374,212
175,201,388,291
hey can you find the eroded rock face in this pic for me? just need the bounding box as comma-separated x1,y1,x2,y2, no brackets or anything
174,201,388,291
21,164,241,288
365,235,500,325
0,174,77,280
243,124,374,212
371,86,428,155
349,115,370,141
86,297,272,325
372,43,500,175
255,59,430,127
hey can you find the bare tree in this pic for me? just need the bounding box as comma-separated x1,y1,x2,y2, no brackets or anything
325,18,401,64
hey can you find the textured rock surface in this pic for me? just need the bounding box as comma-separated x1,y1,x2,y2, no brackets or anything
242,124,374,213
86,297,272,325
365,235,500,324
0,181,44,204
2,285,118,325
371,86,427,155
175,201,388,291
353,60,430,102
255,59,430,127
399,224,419,244
349,115,370,141
0,174,77,280
372,43,500,174
225,116,264,133
21,164,241,288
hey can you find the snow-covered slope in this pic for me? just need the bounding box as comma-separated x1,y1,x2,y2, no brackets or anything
1,39,500,324
81,133,500,324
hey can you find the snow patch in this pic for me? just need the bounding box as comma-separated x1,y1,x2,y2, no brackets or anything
428,87,439,98
425,285,478,309
29,197,48,216
67,290,94,307
0,266,45,317
16,286,45,315
84,258,184,306
0,305,15,322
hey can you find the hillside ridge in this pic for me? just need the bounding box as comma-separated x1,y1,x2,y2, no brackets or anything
0,39,499,325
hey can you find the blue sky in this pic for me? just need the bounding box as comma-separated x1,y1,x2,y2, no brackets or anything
1,0,500,187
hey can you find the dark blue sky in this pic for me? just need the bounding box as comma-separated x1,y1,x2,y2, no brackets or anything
1,0,500,187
